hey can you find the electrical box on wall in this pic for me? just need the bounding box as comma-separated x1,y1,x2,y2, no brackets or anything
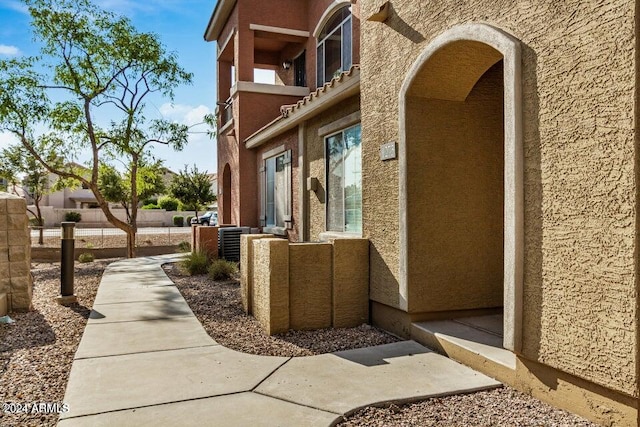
380,141,397,161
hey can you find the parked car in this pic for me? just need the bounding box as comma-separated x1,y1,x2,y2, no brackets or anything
191,211,217,226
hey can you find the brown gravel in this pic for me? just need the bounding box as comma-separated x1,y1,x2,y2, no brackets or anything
0,259,116,427
31,232,191,248
163,263,399,357
338,387,599,426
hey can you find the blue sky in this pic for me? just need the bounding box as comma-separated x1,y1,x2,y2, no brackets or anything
0,0,219,174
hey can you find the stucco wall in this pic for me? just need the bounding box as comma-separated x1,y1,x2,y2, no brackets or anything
406,61,504,313
305,94,361,240
361,0,637,397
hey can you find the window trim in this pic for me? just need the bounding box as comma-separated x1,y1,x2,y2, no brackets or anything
259,148,292,235
316,5,353,86
324,123,362,235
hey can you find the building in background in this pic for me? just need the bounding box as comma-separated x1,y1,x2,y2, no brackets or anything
205,1,638,425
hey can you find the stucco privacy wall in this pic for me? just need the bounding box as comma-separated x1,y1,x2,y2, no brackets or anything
0,192,32,312
244,236,369,334
360,0,637,398
240,233,275,313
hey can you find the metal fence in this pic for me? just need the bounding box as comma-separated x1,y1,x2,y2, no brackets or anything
29,226,192,249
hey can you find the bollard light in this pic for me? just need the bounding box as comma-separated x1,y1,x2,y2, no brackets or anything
56,221,78,305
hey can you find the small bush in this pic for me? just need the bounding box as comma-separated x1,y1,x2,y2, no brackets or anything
186,215,194,225
64,211,82,222
28,217,42,226
158,196,180,211
172,215,184,227
208,259,238,281
179,251,209,275
142,197,158,206
78,252,95,263
177,240,191,252
142,203,160,210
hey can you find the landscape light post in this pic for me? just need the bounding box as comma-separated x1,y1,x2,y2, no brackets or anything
56,222,78,305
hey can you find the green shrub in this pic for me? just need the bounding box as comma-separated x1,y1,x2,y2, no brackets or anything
172,215,184,227
28,217,42,226
142,197,158,206
186,215,194,225
64,211,82,222
177,240,191,253
208,259,238,281
142,203,160,210
78,252,95,263
158,196,180,211
179,251,209,275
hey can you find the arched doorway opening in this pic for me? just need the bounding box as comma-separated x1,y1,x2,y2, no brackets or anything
222,163,232,224
399,24,523,352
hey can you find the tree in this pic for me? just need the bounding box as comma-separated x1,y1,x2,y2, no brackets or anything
98,159,166,223
0,0,192,257
169,165,215,219
0,144,64,245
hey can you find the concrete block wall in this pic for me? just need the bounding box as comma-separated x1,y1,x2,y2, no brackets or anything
252,238,290,335
330,238,370,328
0,193,32,313
240,234,275,313
242,235,369,335
289,243,333,330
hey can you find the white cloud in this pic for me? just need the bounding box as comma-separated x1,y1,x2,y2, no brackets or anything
0,131,18,151
159,103,212,127
0,44,20,56
0,1,29,14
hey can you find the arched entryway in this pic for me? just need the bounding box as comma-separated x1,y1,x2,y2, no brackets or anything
399,24,523,352
222,163,232,224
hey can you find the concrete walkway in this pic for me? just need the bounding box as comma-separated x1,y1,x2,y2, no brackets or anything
59,255,501,426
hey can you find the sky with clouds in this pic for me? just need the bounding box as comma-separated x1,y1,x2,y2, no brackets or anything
0,0,219,174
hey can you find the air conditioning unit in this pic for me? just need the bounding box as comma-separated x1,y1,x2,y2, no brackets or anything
218,227,251,263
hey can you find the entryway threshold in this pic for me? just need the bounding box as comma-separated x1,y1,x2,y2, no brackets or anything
411,316,516,382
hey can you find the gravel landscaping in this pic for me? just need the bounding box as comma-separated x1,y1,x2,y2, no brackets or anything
166,263,600,426
0,259,600,427
30,231,191,249
0,259,116,427
163,263,399,356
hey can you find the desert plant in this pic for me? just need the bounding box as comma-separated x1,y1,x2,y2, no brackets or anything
158,195,180,211
172,215,184,227
78,252,95,263
208,259,238,281
177,240,191,253
64,211,82,222
179,250,209,275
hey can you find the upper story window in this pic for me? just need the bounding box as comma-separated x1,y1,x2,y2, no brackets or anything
316,5,352,86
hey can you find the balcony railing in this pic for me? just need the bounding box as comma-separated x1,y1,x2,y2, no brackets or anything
219,98,233,128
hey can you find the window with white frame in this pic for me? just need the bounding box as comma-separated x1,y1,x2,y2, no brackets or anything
326,123,361,233
260,150,292,232
316,5,352,86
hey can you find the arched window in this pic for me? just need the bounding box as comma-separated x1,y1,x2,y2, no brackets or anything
316,5,352,86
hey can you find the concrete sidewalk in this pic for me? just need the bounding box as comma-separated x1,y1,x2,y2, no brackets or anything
59,255,501,426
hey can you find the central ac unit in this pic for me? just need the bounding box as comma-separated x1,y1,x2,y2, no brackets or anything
218,227,251,262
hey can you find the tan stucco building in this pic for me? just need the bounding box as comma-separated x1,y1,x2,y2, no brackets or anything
206,0,638,424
